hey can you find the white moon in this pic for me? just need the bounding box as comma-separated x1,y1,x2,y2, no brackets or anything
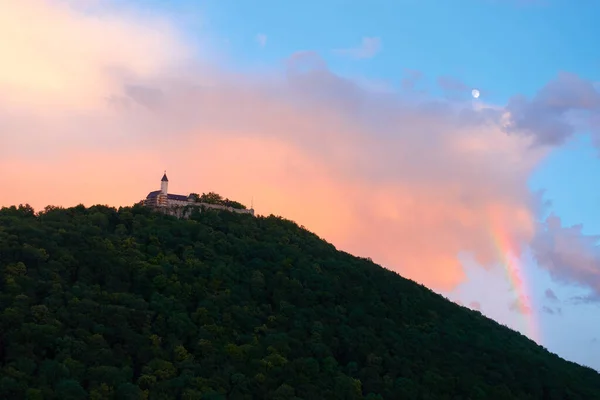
471,89,480,99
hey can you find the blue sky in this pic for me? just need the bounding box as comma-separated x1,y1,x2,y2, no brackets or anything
184,0,600,101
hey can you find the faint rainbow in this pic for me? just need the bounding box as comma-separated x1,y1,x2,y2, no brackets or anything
487,215,541,344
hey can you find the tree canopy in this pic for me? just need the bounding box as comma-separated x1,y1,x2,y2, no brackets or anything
0,203,599,399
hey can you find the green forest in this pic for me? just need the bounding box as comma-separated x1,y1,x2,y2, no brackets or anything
1,202,599,399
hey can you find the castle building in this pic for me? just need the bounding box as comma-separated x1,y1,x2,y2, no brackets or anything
144,172,254,216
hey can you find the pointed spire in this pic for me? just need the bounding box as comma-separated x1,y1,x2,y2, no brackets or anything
161,171,168,182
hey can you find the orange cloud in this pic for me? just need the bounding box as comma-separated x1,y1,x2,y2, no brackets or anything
0,0,189,112
0,1,549,291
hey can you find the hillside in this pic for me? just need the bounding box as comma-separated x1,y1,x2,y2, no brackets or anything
1,203,599,400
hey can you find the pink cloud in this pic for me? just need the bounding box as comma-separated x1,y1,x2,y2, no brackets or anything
509,295,533,315
0,1,551,292
531,215,600,302
0,0,189,115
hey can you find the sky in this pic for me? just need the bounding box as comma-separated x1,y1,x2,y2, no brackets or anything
2,0,600,371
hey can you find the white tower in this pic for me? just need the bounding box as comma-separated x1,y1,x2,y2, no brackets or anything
161,171,169,195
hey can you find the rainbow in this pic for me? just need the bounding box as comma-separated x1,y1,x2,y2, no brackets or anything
488,217,540,344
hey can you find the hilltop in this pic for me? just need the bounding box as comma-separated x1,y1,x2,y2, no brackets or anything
1,203,600,399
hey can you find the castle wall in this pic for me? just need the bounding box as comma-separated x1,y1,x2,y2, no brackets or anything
156,205,194,219
193,202,255,215
157,194,168,207
148,201,255,219
167,198,190,207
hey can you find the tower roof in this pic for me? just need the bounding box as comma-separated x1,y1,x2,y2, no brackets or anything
161,172,169,182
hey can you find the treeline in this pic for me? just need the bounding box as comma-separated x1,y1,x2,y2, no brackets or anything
0,203,599,399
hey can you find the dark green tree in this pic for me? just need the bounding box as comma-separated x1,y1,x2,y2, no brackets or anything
0,203,599,399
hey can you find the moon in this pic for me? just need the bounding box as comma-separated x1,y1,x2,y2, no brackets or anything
471,89,480,99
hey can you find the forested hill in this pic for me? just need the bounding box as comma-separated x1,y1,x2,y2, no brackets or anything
1,204,599,400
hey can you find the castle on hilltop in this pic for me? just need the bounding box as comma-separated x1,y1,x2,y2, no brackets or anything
144,172,255,217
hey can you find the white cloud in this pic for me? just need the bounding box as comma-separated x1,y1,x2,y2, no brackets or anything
256,33,267,48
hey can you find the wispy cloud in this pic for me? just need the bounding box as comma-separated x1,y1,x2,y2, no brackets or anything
542,305,562,315
255,33,267,48
437,75,469,93
542,306,555,314
509,296,533,315
545,288,559,301
401,69,424,91
571,294,600,305
333,37,381,59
